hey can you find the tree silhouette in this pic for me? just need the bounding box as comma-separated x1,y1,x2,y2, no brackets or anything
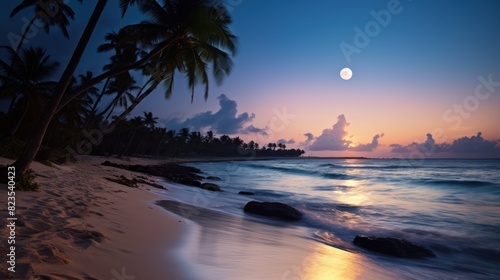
13,0,238,177
0,47,59,138
142,112,158,129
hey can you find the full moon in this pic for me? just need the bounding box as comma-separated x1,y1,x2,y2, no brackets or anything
340,67,352,80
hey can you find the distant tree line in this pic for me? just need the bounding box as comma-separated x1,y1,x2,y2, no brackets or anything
91,113,305,158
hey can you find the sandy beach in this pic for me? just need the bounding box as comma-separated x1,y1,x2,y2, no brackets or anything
0,155,196,280
2,156,497,280
0,155,399,280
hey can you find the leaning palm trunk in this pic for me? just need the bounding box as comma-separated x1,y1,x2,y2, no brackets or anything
7,99,29,137
15,17,37,55
84,77,111,128
55,33,181,113
13,0,108,177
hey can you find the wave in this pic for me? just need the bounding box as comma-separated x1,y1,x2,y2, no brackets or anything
414,178,497,187
316,162,495,170
312,185,351,191
246,163,353,180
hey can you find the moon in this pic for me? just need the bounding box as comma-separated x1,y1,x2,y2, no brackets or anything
340,67,352,80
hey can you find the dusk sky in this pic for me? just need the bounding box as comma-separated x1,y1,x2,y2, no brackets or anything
1,0,499,158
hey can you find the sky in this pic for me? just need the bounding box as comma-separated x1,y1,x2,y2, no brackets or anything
1,0,499,158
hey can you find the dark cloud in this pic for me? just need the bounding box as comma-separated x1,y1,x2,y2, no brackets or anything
390,144,410,153
308,114,352,151
451,132,498,153
164,94,267,135
304,133,314,142
390,133,450,154
349,133,384,152
241,125,268,135
390,132,499,156
277,138,295,145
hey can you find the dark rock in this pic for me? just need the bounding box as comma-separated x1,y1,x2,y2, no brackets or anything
243,201,302,221
353,235,435,259
201,183,222,191
105,176,138,188
133,177,166,190
238,191,255,195
206,176,222,181
177,178,201,187
101,161,203,187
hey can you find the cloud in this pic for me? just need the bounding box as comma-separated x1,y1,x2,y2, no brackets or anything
277,138,296,145
308,114,352,151
241,125,268,135
451,132,498,153
349,133,384,152
390,132,499,156
304,133,315,142
390,144,410,153
164,94,267,135
390,133,449,154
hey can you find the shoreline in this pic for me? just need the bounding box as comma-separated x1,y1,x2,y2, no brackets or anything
153,155,370,163
0,155,196,280
2,155,489,279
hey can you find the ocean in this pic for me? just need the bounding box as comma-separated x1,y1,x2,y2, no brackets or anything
156,158,500,280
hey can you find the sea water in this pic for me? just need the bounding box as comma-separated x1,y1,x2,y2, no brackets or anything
158,158,500,279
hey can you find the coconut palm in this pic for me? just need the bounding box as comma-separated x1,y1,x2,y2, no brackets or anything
97,77,140,121
87,30,143,125
13,0,108,177
15,0,237,178
7,0,80,89
0,46,59,138
58,72,99,127
142,111,158,129
104,0,237,127
124,0,236,100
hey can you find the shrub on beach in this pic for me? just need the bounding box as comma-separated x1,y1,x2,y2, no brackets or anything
17,169,40,191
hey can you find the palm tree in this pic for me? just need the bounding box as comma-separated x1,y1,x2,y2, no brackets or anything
44,74,98,154
15,0,237,177
99,77,140,120
178,128,190,143
13,0,108,176
118,0,237,99
142,111,158,129
10,0,81,54
58,72,98,127
0,47,59,138
103,0,238,126
95,29,144,119
248,140,255,150
232,137,243,148
204,130,214,144
10,0,81,38
121,116,144,156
